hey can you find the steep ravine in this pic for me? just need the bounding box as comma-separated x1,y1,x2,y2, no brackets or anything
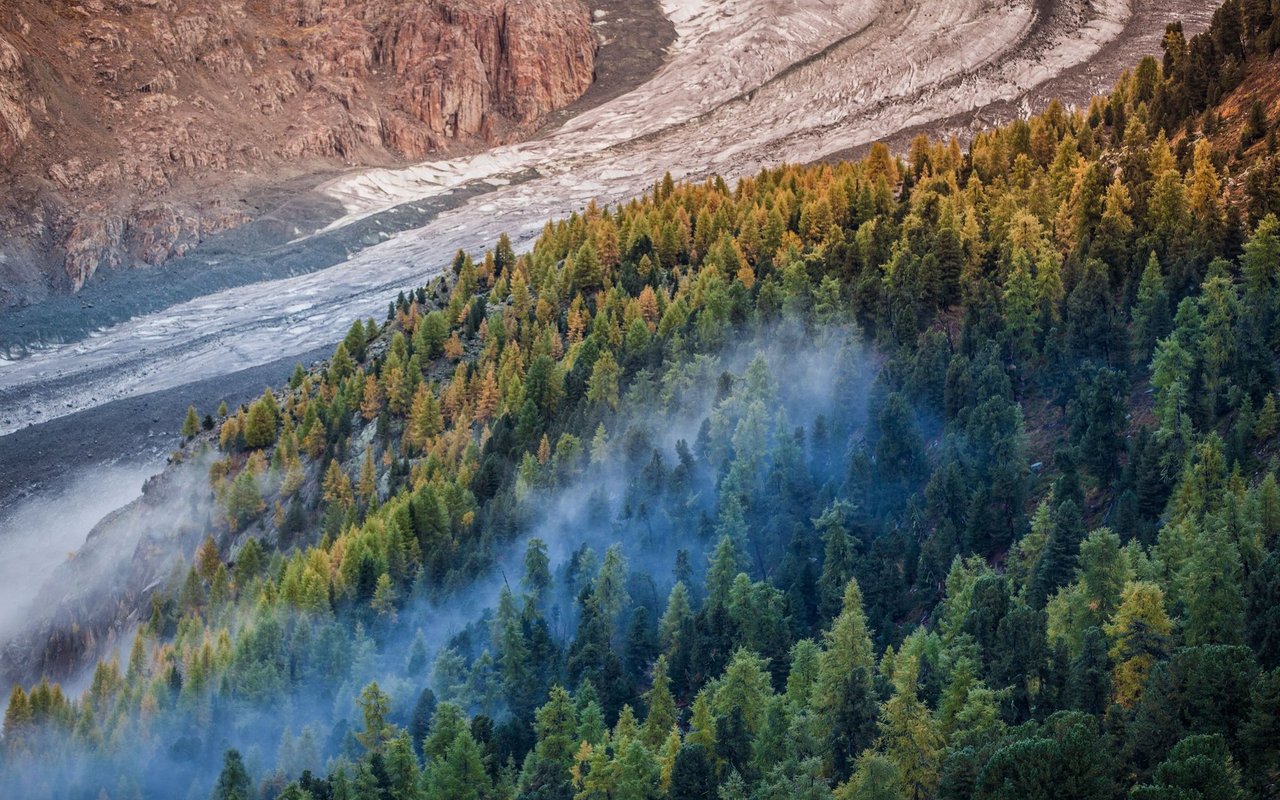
0,0,597,304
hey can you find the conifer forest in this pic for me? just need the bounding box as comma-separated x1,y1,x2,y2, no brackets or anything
4,1,1280,799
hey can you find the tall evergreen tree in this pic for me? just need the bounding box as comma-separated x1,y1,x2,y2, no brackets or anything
812,579,878,779
1028,501,1087,608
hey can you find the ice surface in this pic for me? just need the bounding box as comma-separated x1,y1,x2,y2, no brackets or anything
0,0,1181,435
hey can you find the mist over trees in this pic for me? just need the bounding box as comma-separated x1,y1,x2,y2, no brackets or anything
7,2,1280,798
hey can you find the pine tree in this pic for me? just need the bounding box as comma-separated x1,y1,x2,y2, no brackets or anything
1076,528,1127,622
1028,501,1087,608
667,743,716,800
1133,734,1244,800
1240,669,1280,798
408,687,436,755
1131,252,1171,367
1243,99,1268,148
213,749,253,800
1065,627,1112,715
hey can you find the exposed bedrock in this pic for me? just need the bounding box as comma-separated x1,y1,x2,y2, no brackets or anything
0,0,596,302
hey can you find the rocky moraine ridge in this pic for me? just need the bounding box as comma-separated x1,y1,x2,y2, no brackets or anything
0,0,596,303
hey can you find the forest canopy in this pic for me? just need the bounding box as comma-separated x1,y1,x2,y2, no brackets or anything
5,1,1280,799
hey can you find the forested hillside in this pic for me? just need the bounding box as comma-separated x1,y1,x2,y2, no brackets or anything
5,2,1280,799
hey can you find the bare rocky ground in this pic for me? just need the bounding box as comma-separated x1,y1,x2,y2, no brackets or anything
0,0,598,303
0,0,1218,658
0,0,675,513
0,0,672,354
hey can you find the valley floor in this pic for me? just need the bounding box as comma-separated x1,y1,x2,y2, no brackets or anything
0,0,1215,569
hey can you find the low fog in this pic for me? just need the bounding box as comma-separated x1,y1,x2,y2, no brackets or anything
0,322,882,797
0,462,159,649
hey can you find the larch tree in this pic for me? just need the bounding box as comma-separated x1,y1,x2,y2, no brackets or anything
195,535,221,582
384,733,420,800
182,405,200,439
839,754,906,800
587,350,621,410
875,655,942,800
424,729,490,800
322,460,354,508
522,537,552,604
812,578,878,779
244,395,277,450
660,581,693,653
706,533,746,611
1181,519,1246,646
1105,581,1173,708
356,681,397,754
642,655,678,748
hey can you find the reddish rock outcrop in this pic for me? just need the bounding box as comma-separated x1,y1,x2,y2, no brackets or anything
0,0,596,301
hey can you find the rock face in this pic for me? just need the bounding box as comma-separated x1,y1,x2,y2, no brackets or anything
0,456,219,690
0,0,596,302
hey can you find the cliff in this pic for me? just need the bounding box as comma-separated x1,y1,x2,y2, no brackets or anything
0,0,596,302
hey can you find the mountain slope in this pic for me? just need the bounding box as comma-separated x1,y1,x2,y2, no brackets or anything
0,0,596,302
4,1,1280,799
